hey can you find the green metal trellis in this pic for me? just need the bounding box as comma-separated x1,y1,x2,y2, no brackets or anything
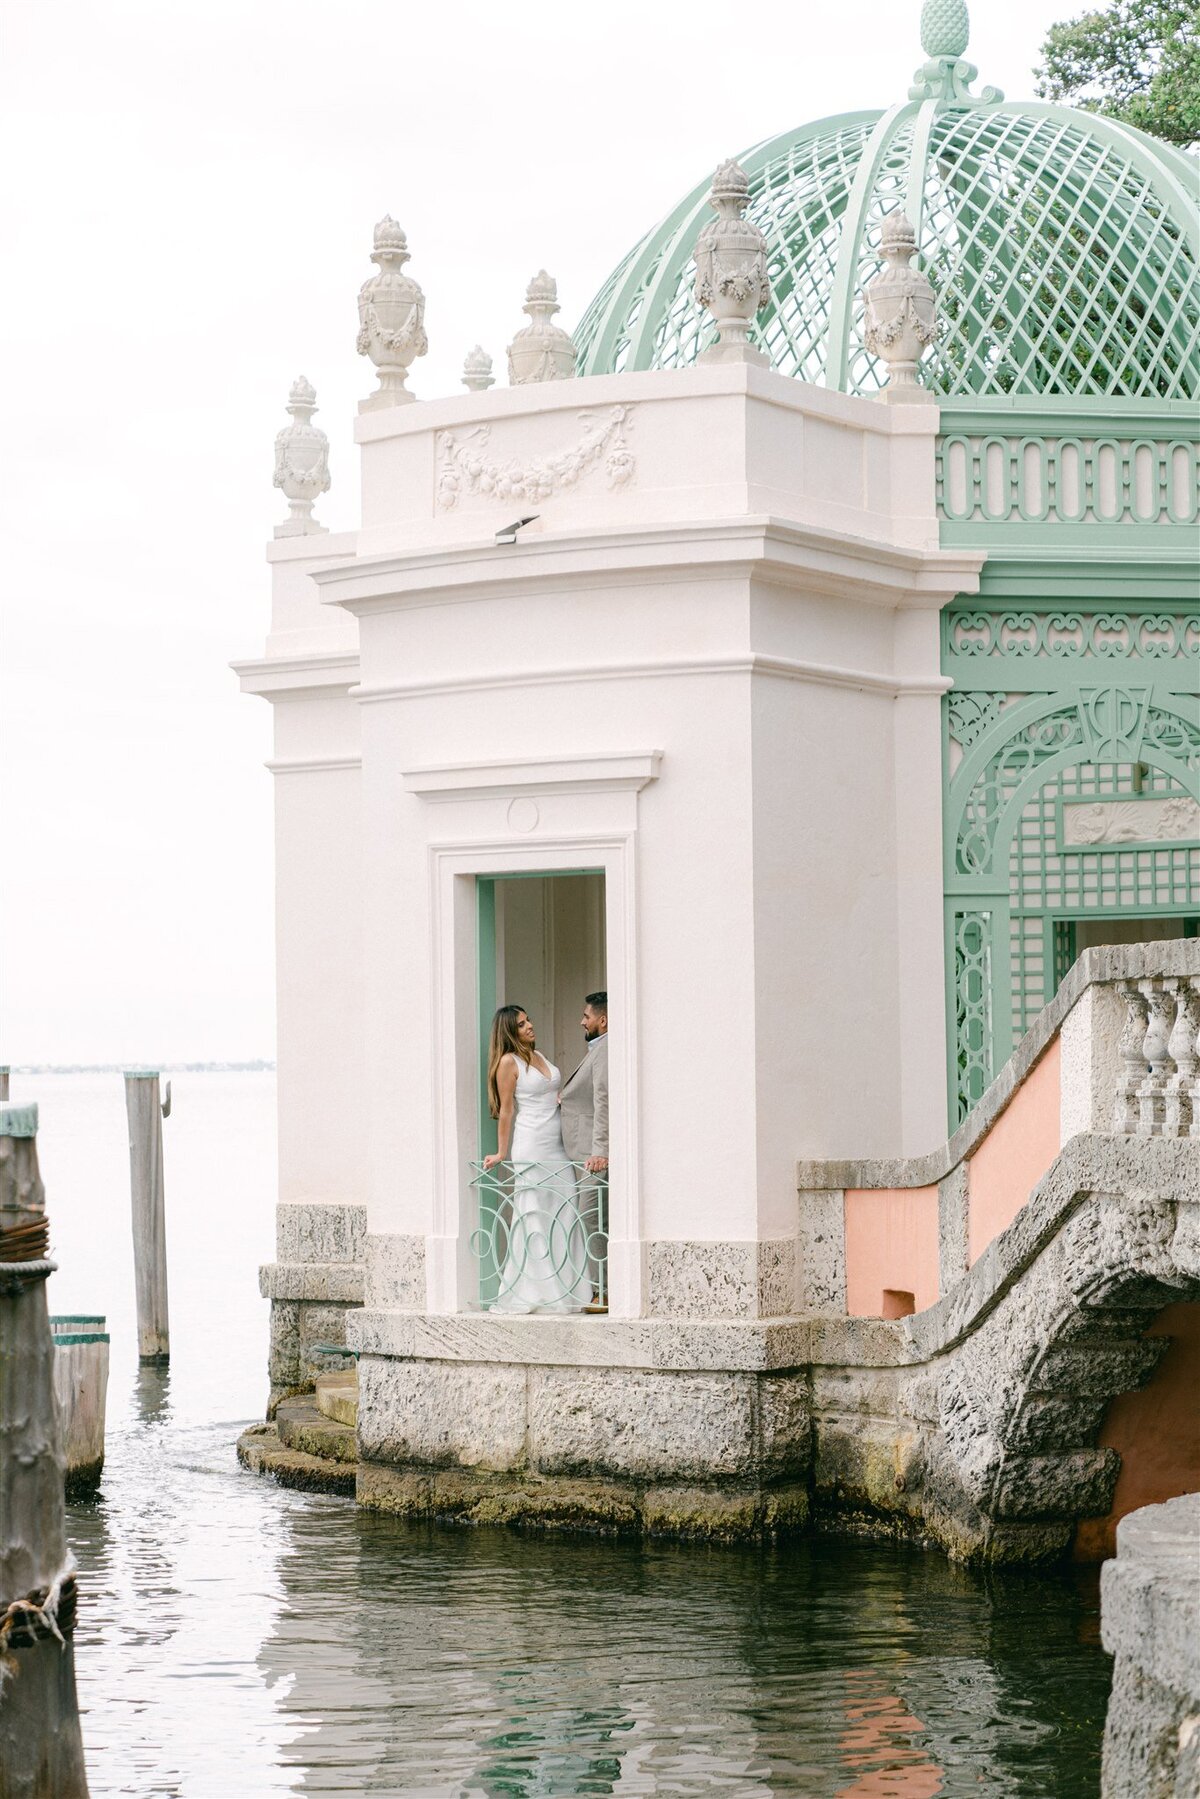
941,600,1200,1125
574,46,1198,402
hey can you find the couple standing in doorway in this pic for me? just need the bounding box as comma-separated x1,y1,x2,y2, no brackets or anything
482,993,608,1315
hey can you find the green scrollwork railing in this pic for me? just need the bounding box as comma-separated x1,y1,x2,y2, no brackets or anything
937,430,1199,529
469,1160,608,1315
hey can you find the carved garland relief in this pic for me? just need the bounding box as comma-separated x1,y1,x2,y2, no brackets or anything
436,406,635,510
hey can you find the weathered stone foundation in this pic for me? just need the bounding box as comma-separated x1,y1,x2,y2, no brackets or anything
1100,1493,1200,1799
260,1201,366,1413
337,1133,1200,1562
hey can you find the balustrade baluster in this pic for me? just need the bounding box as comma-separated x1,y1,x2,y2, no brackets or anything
1114,981,1151,1133
1137,980,1176,1137
1163,978,1200,1137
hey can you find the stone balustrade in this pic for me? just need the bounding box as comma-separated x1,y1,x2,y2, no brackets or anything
797,941,1200,1320
1116,976,1200,1138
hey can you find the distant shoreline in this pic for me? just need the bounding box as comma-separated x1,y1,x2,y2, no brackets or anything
8,1062,277,1075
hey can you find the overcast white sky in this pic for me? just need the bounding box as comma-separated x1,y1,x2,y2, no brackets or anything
1,0,1073,1064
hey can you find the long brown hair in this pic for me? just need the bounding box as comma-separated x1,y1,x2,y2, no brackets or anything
487,1004,532,1118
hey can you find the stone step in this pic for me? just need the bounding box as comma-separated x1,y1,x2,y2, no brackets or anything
315,1370,358,1428
237,1422,356,1496
275,1395,357,1464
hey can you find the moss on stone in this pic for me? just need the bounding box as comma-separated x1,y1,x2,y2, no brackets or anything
236,1423,356,1497
275,1396,357,1463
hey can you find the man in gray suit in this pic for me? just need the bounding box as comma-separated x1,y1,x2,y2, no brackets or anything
559,992,608,1312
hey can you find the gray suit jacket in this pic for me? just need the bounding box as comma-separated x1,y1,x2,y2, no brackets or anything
559,1035,608,1163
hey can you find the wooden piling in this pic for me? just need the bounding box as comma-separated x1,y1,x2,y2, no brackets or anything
123,1070,170,1363
50,1319,110,1500
0,1103,90,1798
0,1069,9,1101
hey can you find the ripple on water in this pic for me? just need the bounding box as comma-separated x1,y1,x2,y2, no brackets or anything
67,1396,1112,1799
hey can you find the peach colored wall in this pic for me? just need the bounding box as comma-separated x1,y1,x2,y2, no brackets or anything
967,1037,1061,1265
844,1186,939,1318
1074,1301,1200,1562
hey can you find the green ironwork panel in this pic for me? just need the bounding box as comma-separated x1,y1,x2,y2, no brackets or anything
1052,919,1076,990
469,1161,608,1314
935,403,1200,550
476,878,498,1160
942,597,1200,1125
949,907,998,1119
943,604,1200,689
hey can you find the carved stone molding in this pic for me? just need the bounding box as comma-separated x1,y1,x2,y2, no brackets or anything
435,405,635,509
1063,794,1200,848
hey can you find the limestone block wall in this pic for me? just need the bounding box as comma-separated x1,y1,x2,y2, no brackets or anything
261,1201,366,1413
1100,1494,1200,1799
806,1133,1200,1563
349,1129,1200,1559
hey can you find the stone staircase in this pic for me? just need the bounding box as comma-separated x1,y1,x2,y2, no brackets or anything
237,1370,358,1495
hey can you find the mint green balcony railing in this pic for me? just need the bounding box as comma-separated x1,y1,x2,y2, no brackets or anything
469,1160,608,1314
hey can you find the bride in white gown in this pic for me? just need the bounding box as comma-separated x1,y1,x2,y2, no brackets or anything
482,1005,591,1315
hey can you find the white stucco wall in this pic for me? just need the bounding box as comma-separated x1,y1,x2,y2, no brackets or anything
240,361,980,1309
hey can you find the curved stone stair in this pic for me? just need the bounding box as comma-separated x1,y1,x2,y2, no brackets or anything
237,1370,359,1495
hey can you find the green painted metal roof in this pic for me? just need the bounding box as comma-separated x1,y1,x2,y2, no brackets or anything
576,6,1199,401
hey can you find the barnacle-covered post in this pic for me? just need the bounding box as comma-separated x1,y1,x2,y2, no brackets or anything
693,159,771,366
0,1104,89,1798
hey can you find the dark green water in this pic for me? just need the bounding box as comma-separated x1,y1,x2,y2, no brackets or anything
34,1074,1110,1796
68,1399,1111,1797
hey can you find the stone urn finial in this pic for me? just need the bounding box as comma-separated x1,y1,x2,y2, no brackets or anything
356,214,428,409
507,272,578,385
461,345,495,392
272,376,330,536
693,160,772,367
863,211,938,400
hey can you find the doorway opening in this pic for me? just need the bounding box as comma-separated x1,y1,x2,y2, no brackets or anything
472,872,608,1312
476,871,607,1152
1053,913,1199,988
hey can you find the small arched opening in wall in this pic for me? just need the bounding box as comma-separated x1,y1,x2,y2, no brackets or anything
1074,1299,1200,1562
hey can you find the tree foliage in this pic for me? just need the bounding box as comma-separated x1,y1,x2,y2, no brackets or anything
1035,0,1200,145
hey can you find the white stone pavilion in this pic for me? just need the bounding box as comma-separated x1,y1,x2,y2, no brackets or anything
237,7,1200,1557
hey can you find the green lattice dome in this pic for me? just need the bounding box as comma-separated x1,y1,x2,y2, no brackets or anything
575,13,1200,399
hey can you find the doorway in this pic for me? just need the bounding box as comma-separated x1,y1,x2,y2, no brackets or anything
475,871,607,1157
1053,913,1199,988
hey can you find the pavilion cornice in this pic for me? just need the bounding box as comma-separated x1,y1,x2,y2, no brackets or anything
310,517,984,616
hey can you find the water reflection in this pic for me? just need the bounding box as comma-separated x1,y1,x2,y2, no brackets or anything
253,1509,1110,1798
42,1069,1111,1795
67,1397,1113,1797
837,1671,943,1797
68,1379,296,1796
133,1361,171,1425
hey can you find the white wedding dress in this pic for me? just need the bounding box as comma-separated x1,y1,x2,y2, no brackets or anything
489,1057,590,1314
